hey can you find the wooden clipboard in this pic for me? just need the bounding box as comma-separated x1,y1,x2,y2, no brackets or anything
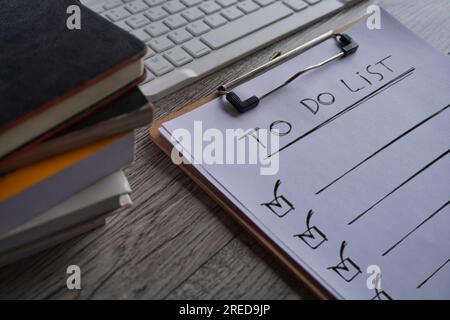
150,93,332,299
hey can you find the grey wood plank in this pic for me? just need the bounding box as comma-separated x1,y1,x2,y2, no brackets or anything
0,0,449,300
379,0,450,53
166,232,315,300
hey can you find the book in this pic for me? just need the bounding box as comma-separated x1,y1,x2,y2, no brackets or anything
0,216,107,268
153,10,450,299
0,133,135,236
0,170,132,260
0,0,147,158
0,88,152,173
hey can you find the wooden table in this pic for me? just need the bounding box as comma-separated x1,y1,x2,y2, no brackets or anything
1,0,449,299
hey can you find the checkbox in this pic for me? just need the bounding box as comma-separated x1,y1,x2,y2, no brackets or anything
295,226,327,249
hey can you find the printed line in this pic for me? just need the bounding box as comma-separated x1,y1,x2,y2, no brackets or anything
417,258,450,289
382,200,450,256
348,149,450,225
267,68,416,158
316,105,450,195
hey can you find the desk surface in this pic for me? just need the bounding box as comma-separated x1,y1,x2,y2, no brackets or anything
1,0,449,299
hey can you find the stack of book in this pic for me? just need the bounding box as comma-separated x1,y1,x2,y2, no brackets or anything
0,0,151,266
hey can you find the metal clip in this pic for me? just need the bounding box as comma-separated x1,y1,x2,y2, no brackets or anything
218,32,359,113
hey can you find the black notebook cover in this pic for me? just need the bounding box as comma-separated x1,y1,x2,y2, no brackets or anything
0,0,146,131
56,87,149,136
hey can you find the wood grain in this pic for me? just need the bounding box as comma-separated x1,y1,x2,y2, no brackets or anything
0,0,449,299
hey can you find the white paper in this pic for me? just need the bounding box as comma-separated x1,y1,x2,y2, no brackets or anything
161,9,450,299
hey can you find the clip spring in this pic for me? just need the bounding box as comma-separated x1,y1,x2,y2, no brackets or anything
219,32,359,113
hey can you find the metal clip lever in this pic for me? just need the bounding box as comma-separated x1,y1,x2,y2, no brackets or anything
219,33,359,113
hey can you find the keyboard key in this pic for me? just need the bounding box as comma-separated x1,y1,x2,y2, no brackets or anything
201,2,292,49
164,14,188,29
237,0,260,13
216,0,237,7
106,7,131,21
186,21,211,36
304,0,321,4
180,0,202,7
168,29,193,44
254,0,275,5
103,0,123,10
142,69,156,84
126,14,151,28
90,4,106,13
145,56,174,76
182,8,205,22
145,47,156,57
145,21,170,36
115,20,132,31
204,13,227,28
125,0,149,13
183,39,211,57
131,29,151,42
144,0,165,6
147,36,175,52
145,7,168,21
163,0,186,14
101,12,112,21
221,6,244,21
164,47,193,66
283,0,308,11
199,1,221,14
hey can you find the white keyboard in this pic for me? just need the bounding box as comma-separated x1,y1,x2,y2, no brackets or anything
81,0,361,100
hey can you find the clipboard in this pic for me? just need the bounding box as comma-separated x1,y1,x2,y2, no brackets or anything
150,16,369,299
